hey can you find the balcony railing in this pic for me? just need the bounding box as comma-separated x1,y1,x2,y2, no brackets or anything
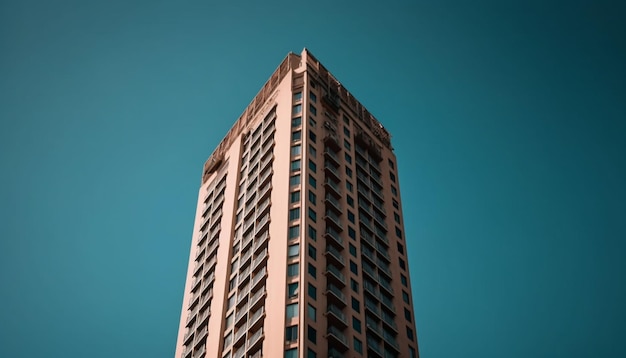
325,227,344,247
325,264,345,284
324,178,341,196
326,283,346,304
327,325,348,347
247,327,264,348
325,245,345,266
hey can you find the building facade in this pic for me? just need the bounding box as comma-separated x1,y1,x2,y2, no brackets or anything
174,49,419,358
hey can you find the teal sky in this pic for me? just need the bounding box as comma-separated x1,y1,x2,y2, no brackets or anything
1,1,624,357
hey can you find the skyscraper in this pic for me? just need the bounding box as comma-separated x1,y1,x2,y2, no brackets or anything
175,49,419,358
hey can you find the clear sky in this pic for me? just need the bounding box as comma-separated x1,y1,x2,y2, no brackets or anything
1,0,624,357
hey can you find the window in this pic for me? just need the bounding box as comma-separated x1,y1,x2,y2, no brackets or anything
309,175,316,188
354,338,363,354
402,290,410,304
391,185,397,196
225,312,234,328
307,348,317,358
286,303,299,319
286,325,298,342
288,225,300,239
309,144,316,158
308,283,317,300
308,208,316,222
392,199,399,209
410,348,417,358
309,130,316,143
397,243,405,255
394,212,400,223
349,243,357,257
343,115,350,125
307,304,316,321
396,227,403,239
291,116,302,127
399,258,406,270
289,208,300,221
347,211,355,224
292,130,301,141
294,92,302,101
309,104,317,116
343,126,350,137
351,297,360,312
288,244,300,258
308,263,317,278
345,153,352,164
388,159,395,169
224,331,232,347
307,325,317,343
390,172,396,183
404,308,412,322
285,348,298,358
309,190,316,205
344,139,351,151
293,104,302,114
407,327,414,341
345,167,352,178
352,317,362,333
347,195,354,207
290,175,300,187
401,274,408,287
288,282,299,298
309,92,317,103
346,181,353,192
348,227,356,240
350,261,358,274
308,244,317,260
309,117,316,128
308,225,316,241
291,145,301,156
350,278,359,292
290,191,300,203
288,263,299,277
291,159,301,172
309,160,317,173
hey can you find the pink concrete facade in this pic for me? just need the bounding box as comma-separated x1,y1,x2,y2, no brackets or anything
175,49,419,358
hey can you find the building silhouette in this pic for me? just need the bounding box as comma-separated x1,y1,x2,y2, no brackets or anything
175,49,419,358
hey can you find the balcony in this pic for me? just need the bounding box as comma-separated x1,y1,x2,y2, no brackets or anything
324,132,341,151
324,227,344,248
197,309,210,327
193,261,204,277
249,285,266,311
324,245,345,267
326,304,348,328
191,275,202,292
326,325,349,351
357,185,370,200
199,292,211,311
328,347,344,358
183,328,194,345
325,283,346,307
249,349,262,358
324,178,341,198
363,279,379,299
233,345,246,358
251,267,267,290
356,170,369,184
186,307,198,327
378,278,394,295
383,332,400,352
360,229,375,246
252,248,268,273
259,168,272,187
382,310,398,332
375,242,391,261
377,261,392,278
367,336,383,357
361,246,376,264
193,344,206,358
324,194,341,213
257,198,271,217
181,345,193,358
235,303,248,326
255,214,270,235
194,325,208,346
243,219,254,236
324,161,341,180
362,264,378,281
365,299,381,317
325,210,343,231
234,323,247,347
324,148,340,165
249,306,265,331
325,264,346,286
254,231,269,254
188,292,200,310
258,182,271,202
247,327,264,352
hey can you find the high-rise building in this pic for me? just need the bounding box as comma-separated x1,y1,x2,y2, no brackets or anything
175,49,419,358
